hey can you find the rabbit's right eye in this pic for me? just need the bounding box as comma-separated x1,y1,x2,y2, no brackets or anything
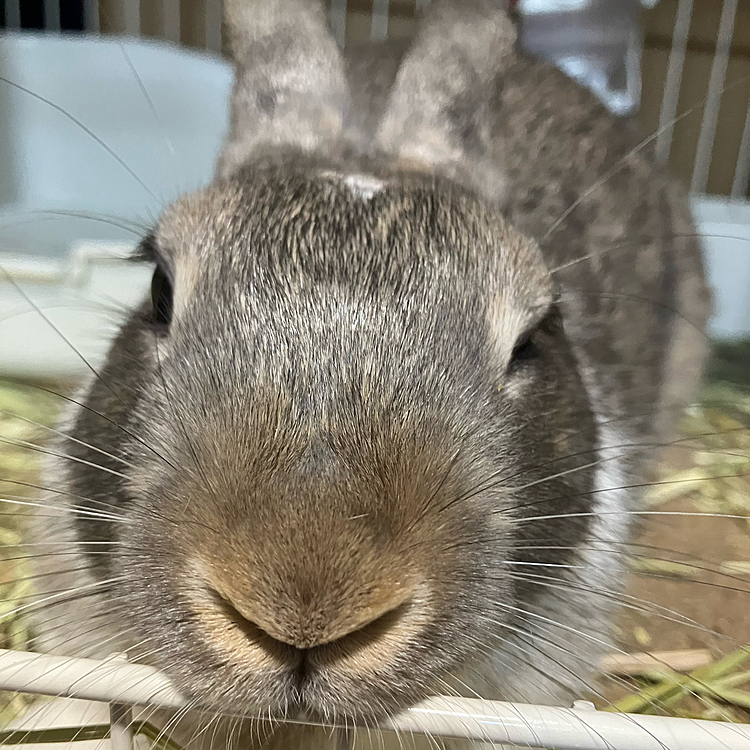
150,266,173,327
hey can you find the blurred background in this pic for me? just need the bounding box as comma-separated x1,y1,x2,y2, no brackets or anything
2,0,748,193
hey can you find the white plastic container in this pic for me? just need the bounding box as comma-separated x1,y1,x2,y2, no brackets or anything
517,0,644,116
0,33,231,380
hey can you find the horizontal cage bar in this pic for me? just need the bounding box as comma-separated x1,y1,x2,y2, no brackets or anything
0,649,749,749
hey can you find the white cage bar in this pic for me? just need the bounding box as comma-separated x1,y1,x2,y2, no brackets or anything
689,0,739,194
654,0,694,164
1,649,749,750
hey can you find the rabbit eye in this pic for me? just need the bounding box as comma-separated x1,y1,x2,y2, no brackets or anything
508,304,562,371
507,305,560,371
510,330,538,364
150,266,173,327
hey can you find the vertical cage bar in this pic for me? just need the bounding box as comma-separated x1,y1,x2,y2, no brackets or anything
44,0,61,29
5,0,21,27
122,0,141,35
162,0,181,43
329,0,348,48
371,0,390,40
690,0,738,194
86,0,100,32
732,106,750,198
206,0,224,52
655,0,694,163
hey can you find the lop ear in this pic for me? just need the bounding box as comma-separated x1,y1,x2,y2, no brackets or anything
376,0,516,201
216,0,349,178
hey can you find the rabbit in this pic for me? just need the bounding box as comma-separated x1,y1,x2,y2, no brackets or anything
27,0,711,747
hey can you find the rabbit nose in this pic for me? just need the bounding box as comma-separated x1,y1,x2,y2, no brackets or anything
213,586,410,653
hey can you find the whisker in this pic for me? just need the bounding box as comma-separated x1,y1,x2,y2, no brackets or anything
117,42,179,167
0,577,122,621
0,410,142,472
0,77,158,202
0,436,129,480
550,231,750,276
516,509,750,525
542,74,750,244
0,208,147,236
3,381,178,472
494,570,744,647
441,423,748,517
0,495,127,523
0,263,133,409
0,478,129,514
486,619,673,749
488,470,750,519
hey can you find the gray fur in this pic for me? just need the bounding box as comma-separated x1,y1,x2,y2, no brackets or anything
31,1,710,748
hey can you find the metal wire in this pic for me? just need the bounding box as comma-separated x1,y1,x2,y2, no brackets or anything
1,649,749,750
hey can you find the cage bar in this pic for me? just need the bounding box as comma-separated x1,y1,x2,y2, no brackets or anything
205,0,223,53
690,0,739,194
655,0,694,163
161,0,181,43
109,704,134,750
85,0,100,32
329,0,348,48
43,0,61,30
370,0,390,40
732,106,750,198
1,649,749,750
4,0,21,28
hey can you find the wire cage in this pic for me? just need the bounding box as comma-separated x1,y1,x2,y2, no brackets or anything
0,1,749,749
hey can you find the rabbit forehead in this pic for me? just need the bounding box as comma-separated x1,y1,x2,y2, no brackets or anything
154,166,551,329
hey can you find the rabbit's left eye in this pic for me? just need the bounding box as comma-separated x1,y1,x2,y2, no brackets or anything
150,266,173,327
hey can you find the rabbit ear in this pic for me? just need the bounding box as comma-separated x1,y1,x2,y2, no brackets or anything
217,0,349,178
376,0,516,200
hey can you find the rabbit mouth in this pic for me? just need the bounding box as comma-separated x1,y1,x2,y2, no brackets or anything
153,575,462,722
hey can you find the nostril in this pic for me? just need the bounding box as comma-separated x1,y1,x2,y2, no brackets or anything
209,585,411,656
210,589,298,657
331,600,408,652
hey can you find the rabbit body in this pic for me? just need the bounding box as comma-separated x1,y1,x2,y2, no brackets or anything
29,1,710,748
